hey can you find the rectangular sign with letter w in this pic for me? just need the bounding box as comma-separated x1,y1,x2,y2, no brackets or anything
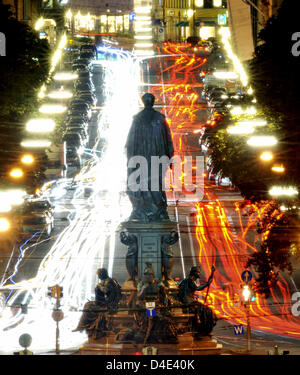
234,325,244,335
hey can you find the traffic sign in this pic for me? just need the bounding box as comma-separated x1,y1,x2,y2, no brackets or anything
218,14,227,25
146,302,156,317
52,310,64,322
241,270,252,283
158,28,164,33
129,12,136,21
234,325,244,335
146,302,155,309
19,333,32,348
146,308,156,317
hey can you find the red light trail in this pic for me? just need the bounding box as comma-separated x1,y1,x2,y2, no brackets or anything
151,42,299,338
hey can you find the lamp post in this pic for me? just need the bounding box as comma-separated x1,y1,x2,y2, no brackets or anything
242,283,252,352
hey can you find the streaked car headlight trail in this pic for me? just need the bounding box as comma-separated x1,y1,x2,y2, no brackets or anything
0,50,140,353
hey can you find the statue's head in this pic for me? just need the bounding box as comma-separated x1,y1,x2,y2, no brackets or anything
142,93,155,108
189,266,201,279
97,268,108,280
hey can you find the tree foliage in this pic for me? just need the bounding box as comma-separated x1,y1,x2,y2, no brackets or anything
249,0,300,188
246,204,298,297
0,4,50,119
203,110,280,201
0,4,51,192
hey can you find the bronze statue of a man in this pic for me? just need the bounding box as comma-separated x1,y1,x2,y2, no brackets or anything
178,265,217,337
73,268,122,338
125,93,174,223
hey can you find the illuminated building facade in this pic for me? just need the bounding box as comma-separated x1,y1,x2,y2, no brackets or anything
68,0,133,34
152,0,228,42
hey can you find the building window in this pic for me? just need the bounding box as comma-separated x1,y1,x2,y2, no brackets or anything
23,0,30,20
213,0,222,7
204,0,213,8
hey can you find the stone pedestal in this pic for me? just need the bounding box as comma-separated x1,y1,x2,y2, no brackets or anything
77,307,223,355
120,220,178,282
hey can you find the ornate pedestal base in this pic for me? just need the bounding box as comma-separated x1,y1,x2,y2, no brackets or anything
119,219,178,283
77,308,223,355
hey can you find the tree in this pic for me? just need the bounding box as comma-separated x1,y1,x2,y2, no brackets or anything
249,0,300,190
246,205,299,297
202,110,280,201
0,4,50,119
0,4,51,192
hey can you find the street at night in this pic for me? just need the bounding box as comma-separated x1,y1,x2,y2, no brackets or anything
0,0,299,365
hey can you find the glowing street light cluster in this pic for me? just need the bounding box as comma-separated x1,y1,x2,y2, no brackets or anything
213,71,239,80
48,90,73,100
227,124,254,134
0,189,26,213
269,186,298,197
21,154,35,165
230,106,257,116
0,218,10,232
271,164,285,173
134,3,154,57
39,104,67,114
21,140,52,148
247,136,278,147
260,151,273,161
26,119,56,133
218,28,288,188
27,33,70,152
219,27,248,87
53,72,78,81
37,33,68,100
9,168,23,179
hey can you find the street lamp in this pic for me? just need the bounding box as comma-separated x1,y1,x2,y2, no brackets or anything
48,91,73,100
269,186,298,197
230,106,257,116
213,71,239,79
0,218,10,232
242,284,252,352
9,168,23,179
53,72,78,81
21,140,51,148
271,164,285,173
237,120,267,127
26,119,56,132
39,104,66,114
260,151,273,161
227,124,254,134
0,202,12,213
21,154,35,165
247,136,277,147
38,84,46,99
0,190,26,210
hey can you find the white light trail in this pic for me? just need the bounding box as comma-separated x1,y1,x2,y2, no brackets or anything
0,49,140,353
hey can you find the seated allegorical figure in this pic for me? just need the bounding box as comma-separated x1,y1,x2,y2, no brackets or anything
72,268,122,339
177,265,217,337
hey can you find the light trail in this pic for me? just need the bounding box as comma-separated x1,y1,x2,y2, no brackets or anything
150,42,300,339
0,49,140,353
